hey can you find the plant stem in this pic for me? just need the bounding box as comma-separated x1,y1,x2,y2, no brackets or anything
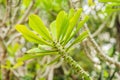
54,42,92,80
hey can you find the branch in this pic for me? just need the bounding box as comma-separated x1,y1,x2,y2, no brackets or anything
92,14,112,37
17,0,35,24
84,24,120,68
82,41,100,65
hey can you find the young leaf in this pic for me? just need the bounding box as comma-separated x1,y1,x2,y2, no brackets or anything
27,48,57,53
63,15,89,45
68,8,75,19
72,31,88,45
47,56,60,65
105,3,120,13
15,25,51,46
99,0,120,3
17,52,57,62
29,14,52,41
67,31,88,51
63,9,82,43
56,11,68,41
12,62,24,69
50,21,57,41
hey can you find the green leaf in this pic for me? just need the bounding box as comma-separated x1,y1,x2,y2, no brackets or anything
64,15,89,45
27,48,57,53
67,31,88,51
47,56,60,65
56,11,69,41
68,8,75,19
29,14,52,41
23,0,31,7
7,43,21,57
72,31,88,44
50,21,57,41
88,0,94,6
63,9,82,44
99,0,120,2
15,25,51,46
12,62,24,69
105,3,120,13
17,52,57,62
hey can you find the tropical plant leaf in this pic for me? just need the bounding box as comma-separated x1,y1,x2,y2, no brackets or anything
105,3,120,13
29,14,52,41
12,62,24,69
63,9,82,43
68,8,75,19
67,31,88,50
15,25,51,46
47,56,60,65
99,0,120,2
17,52,57,62
50,21,57,41
56,11,69,41
63,15,89,45
27,48,57,53
72,31,88,44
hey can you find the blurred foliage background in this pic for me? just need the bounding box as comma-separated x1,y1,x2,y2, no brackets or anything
0,0,120,80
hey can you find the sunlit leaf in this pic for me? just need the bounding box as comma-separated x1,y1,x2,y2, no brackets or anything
47,56,60,65
50,21,57,40
27,48,57,53
88,0,94,6
105,3,120,13
99,0,120,2
72,31,88,44
29,14,52,41
12,62,24,69
64,15,89,45
56,11,69,41
63,9,82,44
68,8,75,19
15,25,51,46
67,31,88,50
17,52,57,62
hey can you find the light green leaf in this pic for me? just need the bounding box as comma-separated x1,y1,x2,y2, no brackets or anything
29,14,52,41
99,0,120,2
27,48,57,53
50,21,57,41
17,52,57,62
63,9,82,45
88,0,94,6
15,25,51,46
12,62,24,69
68,8,75,19
105,3,120,13
67,31,88,51
64,15,89,45
76,16,89,32
47,56,60,65
56,11,69,41
72,31,88,44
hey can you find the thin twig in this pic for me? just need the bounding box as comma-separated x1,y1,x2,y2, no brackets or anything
82,41,100,65
92,14,112,37
17,0,35,24
84,24,120,68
